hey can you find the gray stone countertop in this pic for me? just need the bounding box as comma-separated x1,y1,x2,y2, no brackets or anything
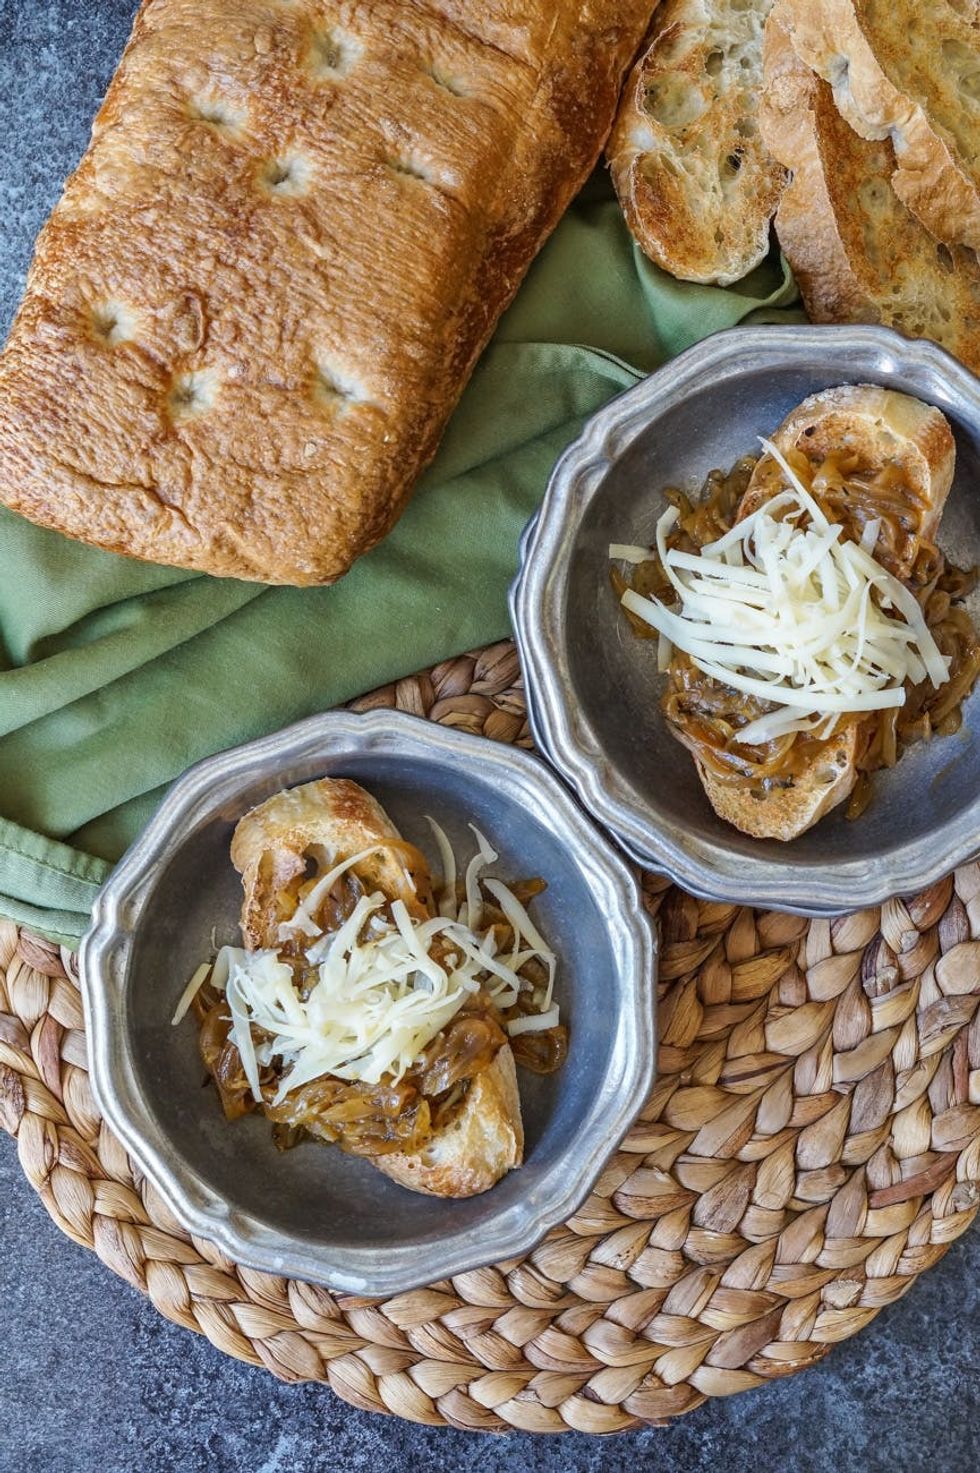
0,3,978,1470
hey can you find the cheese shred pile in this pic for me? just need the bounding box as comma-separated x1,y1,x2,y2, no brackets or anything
612,439,949,746
172,824,558,1106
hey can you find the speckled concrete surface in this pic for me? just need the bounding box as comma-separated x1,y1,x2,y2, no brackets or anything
1,4,978,1470
2,1147,979,1473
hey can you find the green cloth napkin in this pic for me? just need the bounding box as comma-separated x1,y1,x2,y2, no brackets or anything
0,181,801,946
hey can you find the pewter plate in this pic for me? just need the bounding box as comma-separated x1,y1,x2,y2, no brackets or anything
79,710,656,1295
512,325,980,916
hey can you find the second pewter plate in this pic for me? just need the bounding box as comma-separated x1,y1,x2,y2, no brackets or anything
512,324,980,917
79,709,656,1296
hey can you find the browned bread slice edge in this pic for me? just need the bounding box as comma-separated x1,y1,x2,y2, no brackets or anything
231,777,523,1197
759,6,980,372
779,0,980,250
608,0,786,286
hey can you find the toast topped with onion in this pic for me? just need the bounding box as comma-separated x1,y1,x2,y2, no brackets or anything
175,777,565,1197
610,385,980,840
694,386,956,838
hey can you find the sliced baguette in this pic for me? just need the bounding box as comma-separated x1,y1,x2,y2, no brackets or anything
779,0,980,251
760,8,980,372
230,778,523,1198
695,720,862,841
608,0,786,285
741,384,956,577
692,385,956,840
372,1047,523,1199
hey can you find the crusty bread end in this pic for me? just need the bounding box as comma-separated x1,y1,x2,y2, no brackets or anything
688,384,955,841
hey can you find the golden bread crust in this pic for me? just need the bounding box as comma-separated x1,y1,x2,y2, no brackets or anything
0,0,652,584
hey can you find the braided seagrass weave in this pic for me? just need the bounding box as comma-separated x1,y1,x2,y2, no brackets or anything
2,640,979,1433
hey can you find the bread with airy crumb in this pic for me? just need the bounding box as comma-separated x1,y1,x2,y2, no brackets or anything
740,384,956,578
696,719,863,841
607,0,786,285
0,0,654,585
779,0,980,251
759,7,980,370
691,385,956,841
231,776,523,1197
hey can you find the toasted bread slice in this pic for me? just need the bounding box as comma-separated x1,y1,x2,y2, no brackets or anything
608,0,786,285
372,1047,523,1198
779,0,980,251
760,9,980,371
691,385,955,840
231,778,431,946
230,777,523,1197
741,384,956,577
696,719,862,840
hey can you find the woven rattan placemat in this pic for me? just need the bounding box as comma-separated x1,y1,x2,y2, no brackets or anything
2,640,979,1432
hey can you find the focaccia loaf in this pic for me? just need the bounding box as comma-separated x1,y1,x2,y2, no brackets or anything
0,0,652,585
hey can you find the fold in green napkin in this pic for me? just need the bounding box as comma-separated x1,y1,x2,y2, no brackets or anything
0,181,800,945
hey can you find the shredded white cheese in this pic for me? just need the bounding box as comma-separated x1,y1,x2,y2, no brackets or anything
610,440,949,743
608,542,654,564
171,962,212,1026
176,827,558,1104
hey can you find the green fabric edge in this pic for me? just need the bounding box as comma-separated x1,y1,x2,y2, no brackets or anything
0,816,109,946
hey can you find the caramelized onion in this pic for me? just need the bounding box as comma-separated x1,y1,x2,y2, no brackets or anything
195,875,566,1156
417,1010,507,1097
512,1025,569,1074
196,998,257,1121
